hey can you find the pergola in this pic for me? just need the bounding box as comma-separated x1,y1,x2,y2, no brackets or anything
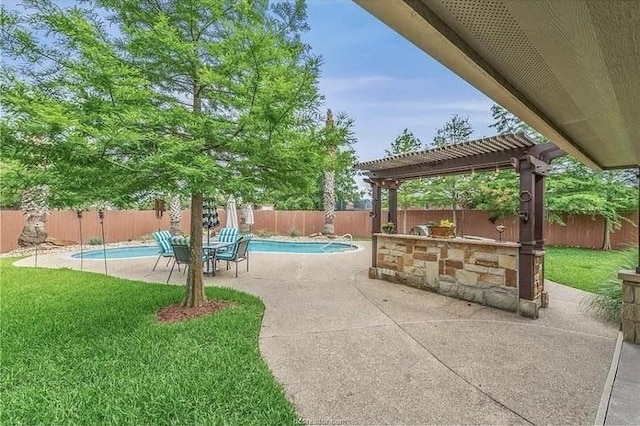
353,0,640,340
356,133,565,306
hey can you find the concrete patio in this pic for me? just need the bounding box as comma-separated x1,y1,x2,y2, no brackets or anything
15,242,623,424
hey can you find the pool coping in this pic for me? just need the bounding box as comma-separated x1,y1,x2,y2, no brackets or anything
62,240,365,260
62,244,158,261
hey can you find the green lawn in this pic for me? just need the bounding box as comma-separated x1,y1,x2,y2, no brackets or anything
545,246,637,293
0,258,300,425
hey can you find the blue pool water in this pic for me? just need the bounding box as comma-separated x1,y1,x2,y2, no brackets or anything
72,240,357,259
249,240,357,254
72,246,159,260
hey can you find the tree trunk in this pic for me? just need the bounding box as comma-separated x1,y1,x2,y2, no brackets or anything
169,194,181,235
322,109,336,236
602,216,612,251
323,169,335,235
183,193,205,308
18,185,49,247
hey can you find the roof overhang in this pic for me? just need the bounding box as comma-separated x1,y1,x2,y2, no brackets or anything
353,0,640,170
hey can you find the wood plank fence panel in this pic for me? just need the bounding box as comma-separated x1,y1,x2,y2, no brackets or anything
0,209,637,253
0,210,25,253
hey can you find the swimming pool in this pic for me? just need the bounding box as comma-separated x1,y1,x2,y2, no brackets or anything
71,240,358,260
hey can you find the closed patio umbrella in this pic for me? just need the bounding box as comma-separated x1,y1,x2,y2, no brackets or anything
226,195,239,229
243,203,254,231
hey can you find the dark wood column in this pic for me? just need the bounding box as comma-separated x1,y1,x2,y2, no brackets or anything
388,187,398,233
518,159,536,301
371,182,382,267
518,154,553,301
534,173,545,250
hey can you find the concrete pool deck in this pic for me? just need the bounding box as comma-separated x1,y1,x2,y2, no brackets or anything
14,242,629,424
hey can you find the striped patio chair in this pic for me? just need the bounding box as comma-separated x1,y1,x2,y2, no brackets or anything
158,230,172,240
216,228,240,254
152,231,174,271
169,235,190,246
217,234,252,277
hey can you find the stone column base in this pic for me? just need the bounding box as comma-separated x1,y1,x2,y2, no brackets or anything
619,271,640,344
541,290,550,308
519,297,541,318
368,267,377,279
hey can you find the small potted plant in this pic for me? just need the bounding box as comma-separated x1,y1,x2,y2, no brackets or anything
381,222,395,234
427,219,456,238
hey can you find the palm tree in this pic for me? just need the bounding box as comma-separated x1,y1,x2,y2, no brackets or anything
169,194,181,235
17,185,49,247
322,109,336,236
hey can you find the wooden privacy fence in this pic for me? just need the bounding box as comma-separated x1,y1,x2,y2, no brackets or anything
0,208,637,253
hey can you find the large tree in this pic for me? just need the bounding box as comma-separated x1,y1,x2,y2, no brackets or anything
385,128,427,233
426,115,475,228
547,158,637,250
1,0,322,306
262,110,359,214
433,114,473,147
482,104,638,248
471,104,532,222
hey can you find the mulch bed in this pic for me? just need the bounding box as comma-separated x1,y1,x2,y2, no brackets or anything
156,300,229,323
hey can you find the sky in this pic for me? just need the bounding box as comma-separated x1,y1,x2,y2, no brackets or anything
304,0,496,162
4,0,497,163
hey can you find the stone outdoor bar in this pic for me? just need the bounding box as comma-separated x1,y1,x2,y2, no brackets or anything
356,134,565,318
370,234,543,315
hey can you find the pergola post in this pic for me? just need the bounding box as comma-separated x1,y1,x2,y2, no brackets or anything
534,174,545,250
518,159,537,302
370,181,382,268
387,183,398,233
517,152,555,316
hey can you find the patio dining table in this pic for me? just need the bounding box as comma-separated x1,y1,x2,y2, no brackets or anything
202,241,234,276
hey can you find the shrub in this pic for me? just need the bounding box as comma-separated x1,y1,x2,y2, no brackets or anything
584,248,638,322
88,237,103,245
256,229,274,238
289,228,300,238
381,222,395,233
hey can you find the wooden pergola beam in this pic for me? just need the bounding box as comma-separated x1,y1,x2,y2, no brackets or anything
363,147,530,181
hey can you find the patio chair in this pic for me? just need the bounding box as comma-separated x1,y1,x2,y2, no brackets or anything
166,236,192,281
216,227,240,254
152,231,174,271
216,235,251,277
166,236,211,282
157,230,172,239
166,242,190,283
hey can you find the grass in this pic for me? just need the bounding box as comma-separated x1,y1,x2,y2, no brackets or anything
545,246,637,293
0,258,300,425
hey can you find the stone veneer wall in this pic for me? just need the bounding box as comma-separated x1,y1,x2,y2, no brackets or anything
370,234,520,312
619,271,640,344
